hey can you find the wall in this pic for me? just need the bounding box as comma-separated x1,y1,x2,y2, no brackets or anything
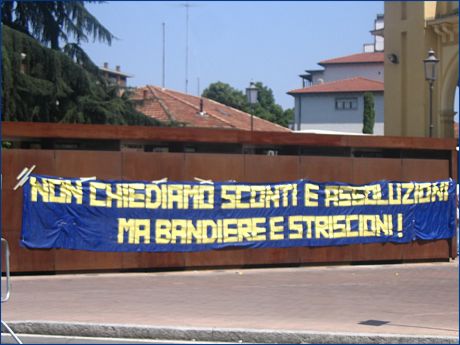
384,1,459,138
322,63,384,83
295,92,384,134
1,122,456,273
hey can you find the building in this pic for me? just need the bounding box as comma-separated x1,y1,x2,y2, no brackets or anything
99,62,133,88
384,2,458,138
288,76,384,134
131,85,290,132
289,15,385,135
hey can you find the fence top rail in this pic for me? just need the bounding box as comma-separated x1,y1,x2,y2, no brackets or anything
2,121,457,151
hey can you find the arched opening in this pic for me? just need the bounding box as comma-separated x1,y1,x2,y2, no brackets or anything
438,50,458,138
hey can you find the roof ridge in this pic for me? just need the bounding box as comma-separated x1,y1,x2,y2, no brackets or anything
205,97,290,132
287,76,384,95
145,86,176,123
151,86,237,128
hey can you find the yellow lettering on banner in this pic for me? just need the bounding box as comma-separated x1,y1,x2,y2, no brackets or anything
304,184,319,207
265,186,280,208
30,176,49,202
389,183,402,205
315,216,330,239
250,185,266,208
128,184,145,208
155,219,172,244
167,185,183,209
171,219,188,244
401,183,415,204
288,216,303,239
89,182,108,207
45,179,65,204
345,215,359,237
351,187,366,206
200,185,215,209
338,187,352,207
416,183,431,204
441,181,449,201
324,186,339,207
201,219,222,244
269,216,284,240
117,218,150,244
332,215,346,238
237,218,252,242
235,186,251,209
31,177,84,204
362,215,375,237
62,180,83,204
223,218,239,242
221,186,236,209
145,184,161,209
222,184,298,209
251,218,267,241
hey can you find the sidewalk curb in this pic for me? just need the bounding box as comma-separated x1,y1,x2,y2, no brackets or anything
5,321,459,344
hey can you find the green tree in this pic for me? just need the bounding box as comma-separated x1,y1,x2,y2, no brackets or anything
362,92,375,134
202,82,247,111
1,1,114,50
1,25,159,126
202,81,292,128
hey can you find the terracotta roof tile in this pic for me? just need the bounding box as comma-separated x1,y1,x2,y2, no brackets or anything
288,77,384,95
131,86,290,132
319,52,384,65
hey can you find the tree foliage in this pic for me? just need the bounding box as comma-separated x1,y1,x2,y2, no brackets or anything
1,1,115,50
1,25,159,126
362,92,375,134
202,81,293,128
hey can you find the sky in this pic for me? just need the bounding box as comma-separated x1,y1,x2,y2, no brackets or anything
81,1,386,110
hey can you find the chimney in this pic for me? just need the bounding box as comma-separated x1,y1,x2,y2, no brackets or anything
200,98,204,113
143,89,148,100
116,65,121,72
103,62,108,68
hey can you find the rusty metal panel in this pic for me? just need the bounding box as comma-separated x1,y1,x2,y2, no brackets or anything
54,250,123,271
401,240,450,260
352,158,402,184
55,150,122,179
2,190,23,232
184,154,244,182
122,152,185,181
298,246,354,263
184,250,246,267
242,247,302,266
402,159,449,181
3,228,56,272
300,156,353,183
350,243,403,262
244,155,300,182
2,149,55,190
121,252,186,270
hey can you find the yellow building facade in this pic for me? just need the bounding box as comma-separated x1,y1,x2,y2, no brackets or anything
384,1,458,138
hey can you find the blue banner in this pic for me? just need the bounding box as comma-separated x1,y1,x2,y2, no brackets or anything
20,175,456,252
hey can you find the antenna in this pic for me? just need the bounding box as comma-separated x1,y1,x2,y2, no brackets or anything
178,2,200,94
185,2,190,93
162,22,166,88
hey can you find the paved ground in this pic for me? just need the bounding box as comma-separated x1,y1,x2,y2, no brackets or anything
2,262,459,342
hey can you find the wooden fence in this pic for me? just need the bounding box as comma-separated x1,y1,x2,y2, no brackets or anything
2,122,457,272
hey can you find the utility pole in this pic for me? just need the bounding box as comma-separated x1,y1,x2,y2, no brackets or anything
162,22,166,88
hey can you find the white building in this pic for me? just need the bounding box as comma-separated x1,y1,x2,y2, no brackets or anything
288,76,384,134
289,14,385,135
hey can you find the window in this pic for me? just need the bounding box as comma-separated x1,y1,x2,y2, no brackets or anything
335,97,358,110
